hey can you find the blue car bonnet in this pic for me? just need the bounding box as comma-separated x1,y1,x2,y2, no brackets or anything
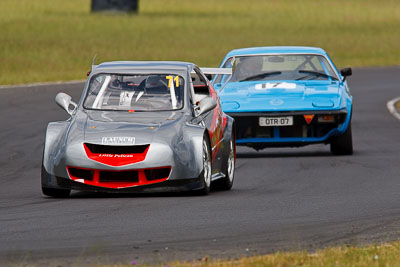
219,80,341,112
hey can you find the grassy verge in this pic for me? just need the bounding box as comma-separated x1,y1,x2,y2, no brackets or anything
0,0,399,85
122,242,400,267
5,242,400,266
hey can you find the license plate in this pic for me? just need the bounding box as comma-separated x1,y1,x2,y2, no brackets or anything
259,116,293,126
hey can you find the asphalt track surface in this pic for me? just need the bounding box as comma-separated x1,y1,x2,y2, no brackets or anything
1,68,400,265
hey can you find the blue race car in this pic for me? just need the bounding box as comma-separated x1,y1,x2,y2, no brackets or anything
212,46,353,155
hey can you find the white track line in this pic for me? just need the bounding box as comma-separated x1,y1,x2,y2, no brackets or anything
0,80,85,90
387,97,400,120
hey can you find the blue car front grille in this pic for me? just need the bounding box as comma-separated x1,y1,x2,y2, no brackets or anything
230,112,346,141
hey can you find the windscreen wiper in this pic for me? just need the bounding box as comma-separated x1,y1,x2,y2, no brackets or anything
296,70,338,81
239,71,282,82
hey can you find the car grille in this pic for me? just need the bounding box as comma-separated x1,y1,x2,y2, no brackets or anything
99,170,139,183
144,168,172,181
68,168,94,181
231,112,346,140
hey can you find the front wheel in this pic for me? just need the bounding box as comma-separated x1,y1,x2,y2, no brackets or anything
330,121,353,155
215,136,235,190
42,186,70,198
196,137,212,195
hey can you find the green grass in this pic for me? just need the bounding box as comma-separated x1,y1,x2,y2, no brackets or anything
0,0,399,85
121,242,400,267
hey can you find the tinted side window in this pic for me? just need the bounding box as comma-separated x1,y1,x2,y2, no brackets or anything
191,70,210,102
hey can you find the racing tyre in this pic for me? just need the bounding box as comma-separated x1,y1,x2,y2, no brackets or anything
42,186,71,198
196,136,212,195
330,121,353,155
215,136,235,190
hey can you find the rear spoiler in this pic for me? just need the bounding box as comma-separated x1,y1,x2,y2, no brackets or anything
200,68,232,75
199,68,233,92
198,68,232,75
89,66,232,76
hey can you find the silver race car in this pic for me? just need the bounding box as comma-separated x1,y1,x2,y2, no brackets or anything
42,61,236,197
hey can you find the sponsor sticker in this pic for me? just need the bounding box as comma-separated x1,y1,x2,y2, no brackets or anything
101,137,135,145
255,82,297,90
98,154,135,158
119,91,135,106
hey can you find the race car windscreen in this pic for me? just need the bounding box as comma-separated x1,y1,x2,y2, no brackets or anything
218,54,338,83
83,74,184,111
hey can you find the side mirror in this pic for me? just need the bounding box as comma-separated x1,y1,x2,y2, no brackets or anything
55,92,77,115
197,97,217,116
340,68,352,81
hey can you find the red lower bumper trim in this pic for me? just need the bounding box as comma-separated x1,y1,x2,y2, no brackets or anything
67,166,171,189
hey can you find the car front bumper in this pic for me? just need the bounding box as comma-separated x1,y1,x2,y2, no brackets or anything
227,109,350,149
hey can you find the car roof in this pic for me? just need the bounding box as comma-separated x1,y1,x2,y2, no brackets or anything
92,61,196,74
224,46,328,57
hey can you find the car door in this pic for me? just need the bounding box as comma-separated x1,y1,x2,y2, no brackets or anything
191,68,226,174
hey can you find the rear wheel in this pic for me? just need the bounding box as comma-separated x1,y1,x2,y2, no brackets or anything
42,186,70,198
215,136,235,190
330,121,353,155
197,137,212,195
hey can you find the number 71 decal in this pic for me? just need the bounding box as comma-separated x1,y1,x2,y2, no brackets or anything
166,75,179,87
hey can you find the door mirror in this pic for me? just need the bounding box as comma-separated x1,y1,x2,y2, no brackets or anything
340,68,352,81
197,97,217,116
55,92,77,115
